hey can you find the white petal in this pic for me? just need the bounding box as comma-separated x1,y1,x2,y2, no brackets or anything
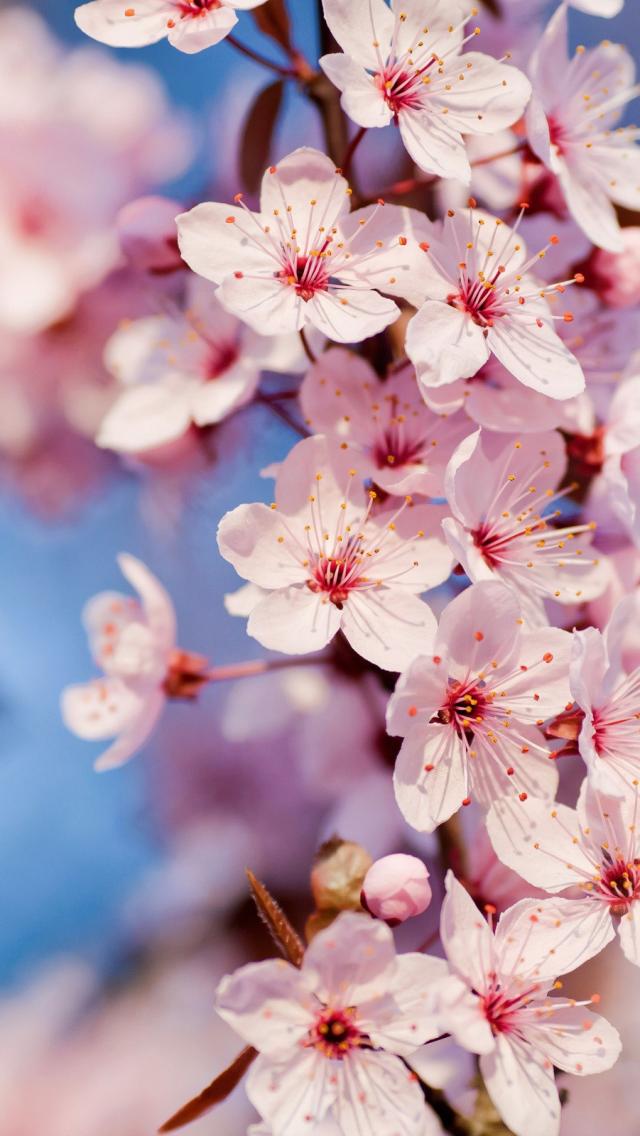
407,302,490,388
320,0,394,71
74,0,170,47
247,586,343,655
394,727,469,834
480,1034,560,1136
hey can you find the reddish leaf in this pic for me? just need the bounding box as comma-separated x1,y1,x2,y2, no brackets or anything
240,79,284,193
246,868,305,966
252,0,292,53
158,1046,257,1132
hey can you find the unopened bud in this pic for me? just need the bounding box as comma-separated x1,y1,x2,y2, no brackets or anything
310,839,373,913
361,854,431,926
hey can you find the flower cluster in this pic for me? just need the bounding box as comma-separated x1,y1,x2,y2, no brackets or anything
23,0,640,1133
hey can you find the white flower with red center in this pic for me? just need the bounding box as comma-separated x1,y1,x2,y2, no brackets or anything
318,0,531,181
435,872,621,1136
526,5,640,253
405,206,586,397
97,276,309,454
74,0,266,54
177,147,432,344
442,428,609,626
488,778,640,967
387,579,568,832
215,911,446,1136
570,594,640,795
61,554,200,770
299,348,472,499
216,434,453,672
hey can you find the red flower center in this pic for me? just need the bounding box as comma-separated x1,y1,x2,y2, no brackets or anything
374,65,426,116
448,272,506,329
177,0,220,15
597,854,640,916
308,1008,364,1059
204,340,239,380
372,425,425,471
306,545,366,609
278,253,330,302
434,680,490,736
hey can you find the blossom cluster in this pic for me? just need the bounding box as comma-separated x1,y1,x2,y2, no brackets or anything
9,0,640,1133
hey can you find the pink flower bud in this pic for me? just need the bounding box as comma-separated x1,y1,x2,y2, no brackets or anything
116,196,183,274
361,854,431,926
586,228,640,308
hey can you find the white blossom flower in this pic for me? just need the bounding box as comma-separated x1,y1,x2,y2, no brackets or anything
215,911,446,1136
526,5,640,252
319,0,531,181
217,434,453,671
177,147,431,343
75,0,267,54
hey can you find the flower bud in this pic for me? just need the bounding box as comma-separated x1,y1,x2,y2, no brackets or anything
116,196,183,274
361,854,431,926
310,839,373,913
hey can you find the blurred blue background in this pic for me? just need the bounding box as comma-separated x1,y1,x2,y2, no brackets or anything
1,0,637,989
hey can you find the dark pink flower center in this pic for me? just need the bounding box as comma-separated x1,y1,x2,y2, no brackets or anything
448,273,506,329
278,253,330,302
204,340,239,380
596,854,640,916
177,0,220,15
307,1008,364,1059
548,114,571,156
374,65,426,115
372,425,425,471
306,548,365,609
434,680,490,736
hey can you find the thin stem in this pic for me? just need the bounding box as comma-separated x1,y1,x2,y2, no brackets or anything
436,816,469,880
368,143,527,202
299,327,318,365
206,655,328,683
226,33,296,78
470,141,526,169
257,393,310,437
340,127,367,177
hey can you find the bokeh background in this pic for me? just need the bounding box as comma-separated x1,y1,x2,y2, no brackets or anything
1,2,639,1133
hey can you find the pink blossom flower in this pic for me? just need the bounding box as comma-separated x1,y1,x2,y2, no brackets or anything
116,195,183,275
61,554,178,770
75,0,267,54
215,910,446,1136
300,348,472,498
586,228,640,308
387,579,567,832
319,0,531,181
570,594,640,794
362,853,432,925
435,872,621,1136
526,6,640,252
97,275,308,453
177,147,430,343
488,778,640,967
217,434,453,671
405,206,586,397
442,429,609,626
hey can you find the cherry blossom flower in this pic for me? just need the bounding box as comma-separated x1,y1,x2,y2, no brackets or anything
442,428,609,626
570,594,640,795
215,910,446,1136
526,6,640,253
75,0,267,54
97,276,308,453
61,553,183,770
435,872,622,1136
319,0,531,181
116,195,183,275
405,206,586,397
217,434,453,671
488,778,640,967
300,348,472,498
586,228,640,308
361,854,432,925
177,147,432,343
387,579,568,832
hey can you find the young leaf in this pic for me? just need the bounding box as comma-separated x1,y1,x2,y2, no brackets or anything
240,80,284,193
158,1046,257,1132
246,868,305,966
252,0,292,53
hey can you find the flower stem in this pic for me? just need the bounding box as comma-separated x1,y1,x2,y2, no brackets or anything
257,392,310,437
299,327,318,365
340,127,367,177
206,655,326,682
226,33,296,78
